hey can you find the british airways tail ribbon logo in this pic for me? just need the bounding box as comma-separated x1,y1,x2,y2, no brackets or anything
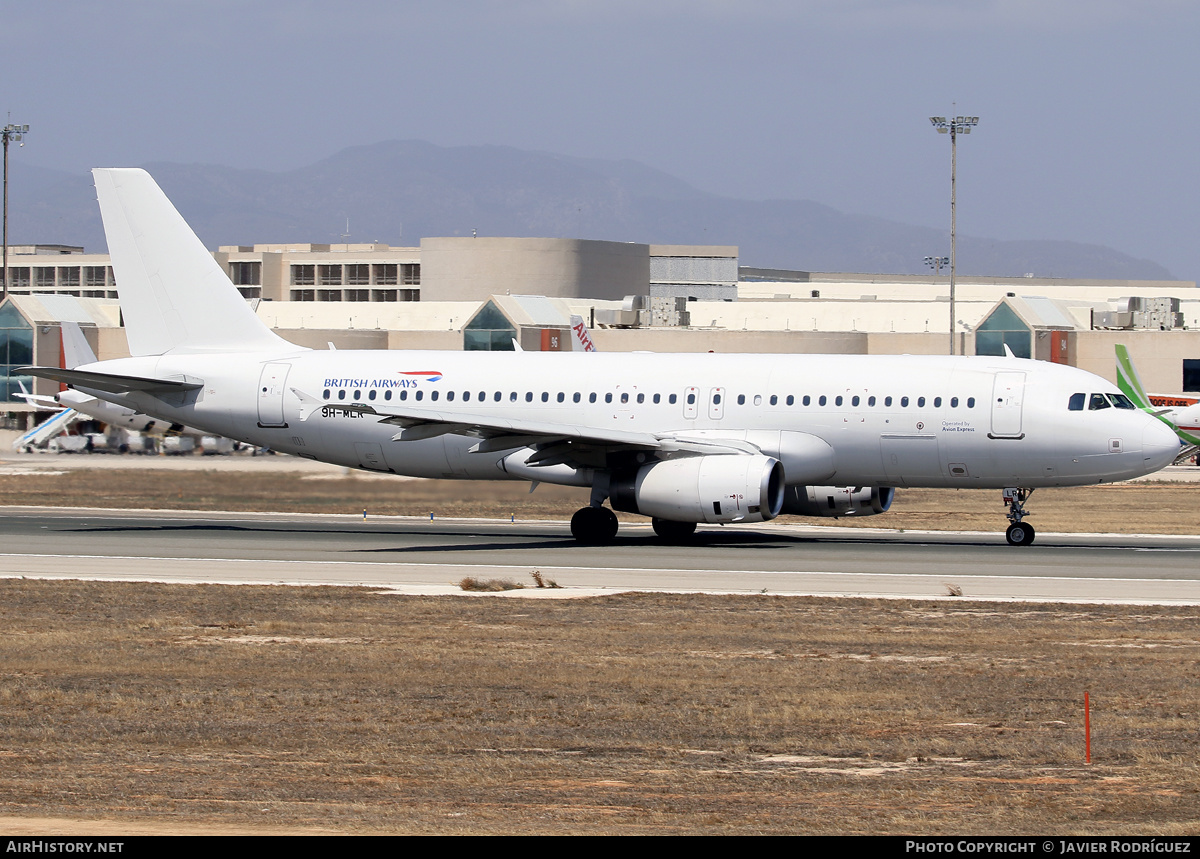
401,371,443,382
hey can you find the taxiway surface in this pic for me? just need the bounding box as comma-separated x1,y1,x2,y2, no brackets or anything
1,506,1198,605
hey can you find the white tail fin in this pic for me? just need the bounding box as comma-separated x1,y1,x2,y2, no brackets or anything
93,168,292,356
60,321,97,369
569,314,597,352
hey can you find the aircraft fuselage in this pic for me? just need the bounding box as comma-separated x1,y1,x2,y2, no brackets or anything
75,348,1180,490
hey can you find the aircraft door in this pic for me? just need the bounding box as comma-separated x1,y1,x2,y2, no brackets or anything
990,372,1026,438
257,362,291,428
354,442,388,472
708,387,726,419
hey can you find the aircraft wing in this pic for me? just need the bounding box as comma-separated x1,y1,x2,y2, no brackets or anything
17,367,203,395
292,388,759,457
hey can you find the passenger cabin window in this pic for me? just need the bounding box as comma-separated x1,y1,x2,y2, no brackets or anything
669,394,678,405
1068,393,1086,411
737,394,746,405
1089,393,1111,410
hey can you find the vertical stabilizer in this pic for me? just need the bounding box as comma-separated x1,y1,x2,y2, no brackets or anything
1115,344,1152,409
93,168,292,356
60,321,97,369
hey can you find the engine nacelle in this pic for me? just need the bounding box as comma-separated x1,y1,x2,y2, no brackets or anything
781,485,895,518
610,454,785,524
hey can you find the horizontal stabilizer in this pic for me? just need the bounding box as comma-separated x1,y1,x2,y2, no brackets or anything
18,367,203,395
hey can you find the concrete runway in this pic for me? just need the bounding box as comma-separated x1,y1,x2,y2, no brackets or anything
1,506,1198,605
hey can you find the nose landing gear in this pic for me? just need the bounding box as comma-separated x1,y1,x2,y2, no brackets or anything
1003,487,1036,546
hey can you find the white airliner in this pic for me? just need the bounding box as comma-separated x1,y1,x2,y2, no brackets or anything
20,169,1181,546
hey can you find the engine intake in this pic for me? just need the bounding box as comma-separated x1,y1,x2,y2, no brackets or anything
610,454,785,524
781,485,895,518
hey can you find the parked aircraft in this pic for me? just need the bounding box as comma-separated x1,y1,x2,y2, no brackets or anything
20,169,1181,545
1115,344,1200,453
18,321,208,442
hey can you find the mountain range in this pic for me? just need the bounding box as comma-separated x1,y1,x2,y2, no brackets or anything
5,140,1173,280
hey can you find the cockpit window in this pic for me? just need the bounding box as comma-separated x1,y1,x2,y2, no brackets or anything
1068,393,1085,411
1088,393,1111,411
1107,393,1137,410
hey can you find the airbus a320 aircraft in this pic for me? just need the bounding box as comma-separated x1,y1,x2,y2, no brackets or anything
21,169,1180,546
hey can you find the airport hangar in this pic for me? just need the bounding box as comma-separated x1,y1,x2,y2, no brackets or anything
3,236,1199,425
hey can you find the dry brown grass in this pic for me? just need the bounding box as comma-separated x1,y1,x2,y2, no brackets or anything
459,577,525,592
0,468,1196,534
0,581,1198,834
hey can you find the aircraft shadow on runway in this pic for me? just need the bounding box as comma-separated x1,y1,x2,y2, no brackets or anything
52,520,1137,553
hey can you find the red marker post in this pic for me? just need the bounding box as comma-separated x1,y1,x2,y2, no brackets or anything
1084,691,1091,764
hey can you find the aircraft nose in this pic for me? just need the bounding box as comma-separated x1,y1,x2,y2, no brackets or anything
1142,418,1181,472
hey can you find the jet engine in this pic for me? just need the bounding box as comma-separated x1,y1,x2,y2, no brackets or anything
781,485,895,518
610,454,785,524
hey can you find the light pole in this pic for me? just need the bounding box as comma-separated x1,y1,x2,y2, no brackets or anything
2,121,30,302
929,114,978,355
924,255,949,275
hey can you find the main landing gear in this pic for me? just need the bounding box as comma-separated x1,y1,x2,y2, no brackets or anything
1003,487,1036,546
570,506,618,545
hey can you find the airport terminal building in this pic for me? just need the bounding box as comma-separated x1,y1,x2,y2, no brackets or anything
3,236,1198,414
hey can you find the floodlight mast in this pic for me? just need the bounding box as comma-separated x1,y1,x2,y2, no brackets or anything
2,121,30,302
928,114,979,355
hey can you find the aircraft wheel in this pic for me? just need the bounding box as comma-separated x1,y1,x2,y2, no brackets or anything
601,507,619,541
652,518,697,543
1006,522,1035,546
571,507,618,545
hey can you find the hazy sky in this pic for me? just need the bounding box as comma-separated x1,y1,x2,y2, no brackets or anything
4,1,1199,279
